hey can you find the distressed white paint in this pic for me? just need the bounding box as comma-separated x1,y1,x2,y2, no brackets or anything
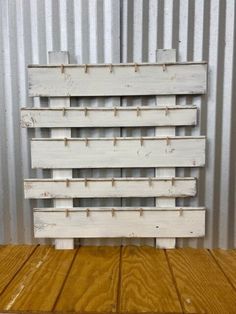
155,49,176,248
28,63,207,97
31,136,206,169
34,207,205,238
21,106,197,128
24,177,197,199
1,0,234,249
48,51,73,249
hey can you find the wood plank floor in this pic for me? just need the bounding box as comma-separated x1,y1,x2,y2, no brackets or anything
0,245,235,314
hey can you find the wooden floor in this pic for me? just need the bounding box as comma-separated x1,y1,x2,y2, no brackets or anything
0,245,236,314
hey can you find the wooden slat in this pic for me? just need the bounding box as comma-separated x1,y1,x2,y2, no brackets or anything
28,62,207,96
55,246,120,313
0,245,37,295
155,48,176,249
0,246,76,312
167,249,236,314
24,177,197,199
21,106,197,128
119,246,182,313
31,136,206,169
49,51,73,250
33,207,205,238
211,249,236,290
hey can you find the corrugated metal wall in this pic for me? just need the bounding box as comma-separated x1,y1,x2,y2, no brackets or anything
0,0,235,248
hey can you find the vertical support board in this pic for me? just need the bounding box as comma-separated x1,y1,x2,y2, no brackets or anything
48,52,74,250
155,49,176,249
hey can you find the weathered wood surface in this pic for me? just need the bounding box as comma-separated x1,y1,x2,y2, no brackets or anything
167,249,236,314
24,177,197,199
155,49,177,249
0,245,236,314
31,136,206,169
55,247,120,313
211,249,236,290
33,207,205,238
49,51,74,250
119,246,182,313
0,245,37,295
0,246,76,312
21,106,198,128
28,62,207,97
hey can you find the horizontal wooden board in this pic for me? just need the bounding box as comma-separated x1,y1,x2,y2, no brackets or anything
211,249,236,290
28,62,207,97
24,177,196,199
55,247,120,312
33,207,205,238
167,249,236,313
21,106,197,128
120,246,182,313
31,136,206,168
0,246,76,312
0,245,37,295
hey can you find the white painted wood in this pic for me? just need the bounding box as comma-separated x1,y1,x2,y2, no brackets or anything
28,62,207,97
155,49,176,249
24,177,197,199
34,206,205,212
155,239,176,249
48,51,73,250
33,207,206,238
31,136,206,169
21,106,197,128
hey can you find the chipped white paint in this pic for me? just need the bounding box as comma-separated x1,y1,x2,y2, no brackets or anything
24,177,197,199
31,136,206,169
20,106,198,128
1,0,234,248
48,51,74,249
155,49,176,248
28,63,207,97
34,207,206,238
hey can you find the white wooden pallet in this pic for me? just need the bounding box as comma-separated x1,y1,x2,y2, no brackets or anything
22,49,207,249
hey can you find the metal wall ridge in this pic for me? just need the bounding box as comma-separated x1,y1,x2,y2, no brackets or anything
0,0,235,248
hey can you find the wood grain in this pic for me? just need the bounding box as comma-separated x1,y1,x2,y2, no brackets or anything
24,177,197,199
0,245,37,295
119,246,182,313
211,249,236,290
31,136,206,169
21,105,197,128
167,249,236,314
49,51,74,250
55,246,120,313
0,245,76,312
155,48,176,249
28,62,207,97
1,246,236,314
33,208,205,239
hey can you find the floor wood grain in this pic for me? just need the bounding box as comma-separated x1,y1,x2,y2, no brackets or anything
0,246,76,312
167,248,236,314
54,246,120,313
0,245,37,295
0,245,236,314
119,246,182,313
211,249,236,290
